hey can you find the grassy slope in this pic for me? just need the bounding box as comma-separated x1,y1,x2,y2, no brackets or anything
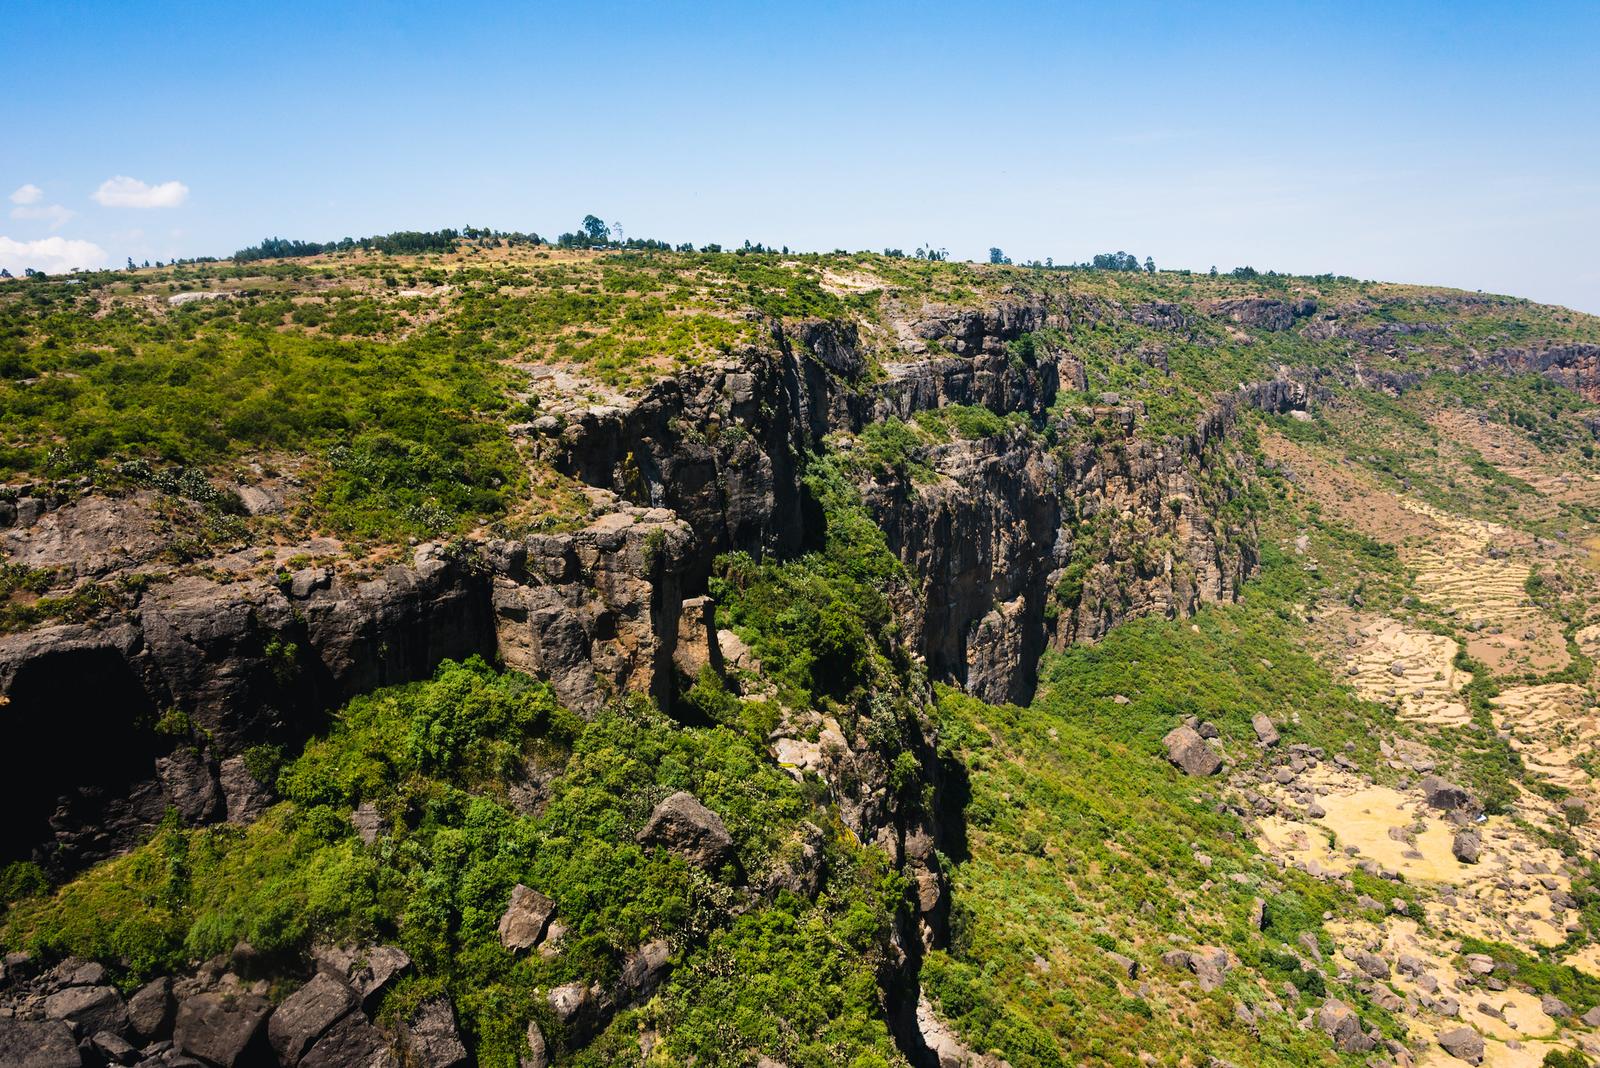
922,480,1418,1067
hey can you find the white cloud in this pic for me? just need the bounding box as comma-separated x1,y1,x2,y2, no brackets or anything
9,184,43,205
0,236,109,275
9,203,76,230
92,175,189,209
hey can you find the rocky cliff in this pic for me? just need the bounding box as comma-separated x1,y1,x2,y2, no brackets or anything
0,296,1311,874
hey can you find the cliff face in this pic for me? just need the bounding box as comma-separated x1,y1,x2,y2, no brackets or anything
1483,343,1600,402
0,297,1303,875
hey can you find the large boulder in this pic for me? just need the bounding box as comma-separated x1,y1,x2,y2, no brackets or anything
267,973,358,1066
312,944,412,1013
547,981,609,1045
399,997,467,1068
1421,776,1473,812
619,939,671,1003
126,976,174,1040
42,984,127,1038
1251,714,1280,747
1452,829,1482,864
299,1011,396,1068
218,755,273,825
1317,998,1375,1053
498,884,557,952
637,792,736,869
1437,1026,1484,1064
0,1018,83,1068
521,1020,549,1068
173,992,272,1067
1161,946,1230,990
88,1031,137,1066
1349,948,1389,979
1541,994,1572,1018
155,747,224,824
1162,725,1222,777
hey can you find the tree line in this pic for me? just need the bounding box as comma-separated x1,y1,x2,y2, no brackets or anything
231,230,484,263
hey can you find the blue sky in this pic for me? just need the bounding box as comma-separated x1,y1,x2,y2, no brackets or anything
5,1,1598,311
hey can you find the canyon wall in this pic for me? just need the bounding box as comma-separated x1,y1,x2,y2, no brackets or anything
0,298,1308,876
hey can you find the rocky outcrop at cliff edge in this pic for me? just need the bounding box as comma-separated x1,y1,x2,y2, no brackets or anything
0,506,693,869
1481,343,1600,402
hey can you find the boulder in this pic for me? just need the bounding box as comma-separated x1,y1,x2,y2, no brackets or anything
312,944,412,1013
299,1011,396,1068
1297,932,1322,962
1350,949,1390,979
349,802,387,845
1541,994,1572,1018
52,959,107,987
127,976,174,1040
1421,776,1473,812
218,756,273,825
267,973,358,1066
1436,1026,1484,1064
155,748,224,824
637,792,736,870
1452,829,1482,865
620,939,671,1003
42,984,128,1038
498,884,557,952
1317,999,1375,1054
1252,714,1280,747
1161,946,1230,990
173,992,271,1068
521,1020,549,1068
88,1031,138,1066
1162,725,1222,777
399,997,467,1068
1106,952,1138,979
0,1018,83,1068
547,981,608,1045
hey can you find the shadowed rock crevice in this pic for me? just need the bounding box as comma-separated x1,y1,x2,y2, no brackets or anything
0,640,163,865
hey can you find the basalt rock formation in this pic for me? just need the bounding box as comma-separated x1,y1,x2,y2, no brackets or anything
0,295,1310,872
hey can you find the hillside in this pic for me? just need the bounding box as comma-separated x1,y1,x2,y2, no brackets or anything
2,244,1600,1068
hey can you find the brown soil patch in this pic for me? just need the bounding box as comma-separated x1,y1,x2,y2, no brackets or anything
1490,684,1600,792
1341,617,1473,727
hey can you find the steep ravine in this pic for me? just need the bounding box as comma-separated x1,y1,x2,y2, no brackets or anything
0,298,1312,868
0,301,1309,1066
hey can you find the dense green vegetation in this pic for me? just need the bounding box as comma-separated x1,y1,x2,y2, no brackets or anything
0,657,909,1068
0,286,526,539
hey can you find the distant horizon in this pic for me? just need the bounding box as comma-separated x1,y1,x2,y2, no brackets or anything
5,0,1598,313
7,226,1590,320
